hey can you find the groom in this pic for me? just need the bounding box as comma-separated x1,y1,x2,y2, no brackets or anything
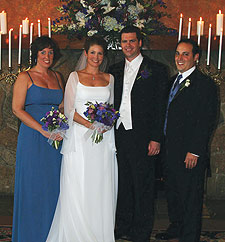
110,26,168,242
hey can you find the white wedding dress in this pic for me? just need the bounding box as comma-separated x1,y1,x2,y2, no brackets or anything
46,72,118,242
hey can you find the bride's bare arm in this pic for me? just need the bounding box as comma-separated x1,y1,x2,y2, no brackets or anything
73,112,92,129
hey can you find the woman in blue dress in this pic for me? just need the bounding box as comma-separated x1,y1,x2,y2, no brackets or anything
12,36,64,242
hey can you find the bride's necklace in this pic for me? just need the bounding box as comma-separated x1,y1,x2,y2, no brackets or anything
88,72,99,81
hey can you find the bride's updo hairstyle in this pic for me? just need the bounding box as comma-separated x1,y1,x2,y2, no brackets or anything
31,36,61,67
84,35,107,55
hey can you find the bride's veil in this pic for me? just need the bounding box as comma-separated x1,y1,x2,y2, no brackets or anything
75,50,108,72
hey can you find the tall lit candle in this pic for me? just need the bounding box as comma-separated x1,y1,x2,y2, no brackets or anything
30,23,33,45
18,25,22,65
207,24,212,66
29,23,33,62
0,32,2,70
216,10,224,36
178,13,183,42
38,19,41,37
0,11,7,34
22,17,29,35
187,18,191,39
197,17,204,46
48,18,51,38
218,28,223,70
9,28,13,68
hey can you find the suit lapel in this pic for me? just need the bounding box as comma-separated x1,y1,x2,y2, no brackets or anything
132,57,149,90
172,69,196,101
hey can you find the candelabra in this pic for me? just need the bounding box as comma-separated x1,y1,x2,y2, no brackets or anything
0,64,31,84
198,62,224,85
0,67,18,84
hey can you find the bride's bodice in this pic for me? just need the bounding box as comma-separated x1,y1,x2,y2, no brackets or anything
75,82,111,118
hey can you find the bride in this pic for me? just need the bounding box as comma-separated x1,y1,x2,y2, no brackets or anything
46,36,118,242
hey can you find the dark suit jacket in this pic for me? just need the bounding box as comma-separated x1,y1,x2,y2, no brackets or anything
164,68,218,169
110,55,169,146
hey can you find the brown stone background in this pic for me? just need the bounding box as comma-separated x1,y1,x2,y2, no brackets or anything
0,0,225,199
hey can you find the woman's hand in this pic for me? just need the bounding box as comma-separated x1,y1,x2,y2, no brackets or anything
39,129,51,139
39,129,63,141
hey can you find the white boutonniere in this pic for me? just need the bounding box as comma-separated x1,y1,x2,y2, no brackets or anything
185,79,191,87
179,79,191,92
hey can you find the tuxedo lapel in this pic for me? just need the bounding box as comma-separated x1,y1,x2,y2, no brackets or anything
133,57,149,86
172,70,196,101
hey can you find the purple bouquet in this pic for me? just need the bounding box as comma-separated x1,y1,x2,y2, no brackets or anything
83,101,120,144
40,107,69,149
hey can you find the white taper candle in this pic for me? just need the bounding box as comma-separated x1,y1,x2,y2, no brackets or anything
207,24,212,66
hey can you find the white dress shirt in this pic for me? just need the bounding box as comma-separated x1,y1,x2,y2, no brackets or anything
174,66,196,86
116,54,143,130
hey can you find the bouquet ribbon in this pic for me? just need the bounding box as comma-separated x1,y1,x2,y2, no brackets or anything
84,121,111,144
48,129,67,149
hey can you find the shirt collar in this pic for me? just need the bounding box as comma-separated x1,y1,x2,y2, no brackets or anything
125,53,143,70
178,66,196,83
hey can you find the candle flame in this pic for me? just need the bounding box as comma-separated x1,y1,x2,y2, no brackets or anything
38,19,40,23
31,23,34,26
20,25,22,28
2,10,5,13
219,10,222,14
48,17,51,20
189,18,191,22
200,17,202,21
210,24,212,28
180,13,183,18
25,17,28,20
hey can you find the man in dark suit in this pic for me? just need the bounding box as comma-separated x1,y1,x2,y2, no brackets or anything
110,26,168,242
156,39,218,242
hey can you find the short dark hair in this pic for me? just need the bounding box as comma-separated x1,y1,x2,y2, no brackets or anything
31,36,61,66
120,25,143,42
84,35,107,55
175,38,202,59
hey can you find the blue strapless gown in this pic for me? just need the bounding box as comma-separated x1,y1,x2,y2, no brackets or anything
12,84,63,242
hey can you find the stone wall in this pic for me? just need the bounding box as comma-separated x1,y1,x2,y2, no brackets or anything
0,48,225,199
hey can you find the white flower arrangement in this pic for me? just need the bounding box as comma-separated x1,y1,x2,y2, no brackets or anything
52,0,175,48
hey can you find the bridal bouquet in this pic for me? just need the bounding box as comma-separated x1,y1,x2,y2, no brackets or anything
40,107,69,149
83,101,120,144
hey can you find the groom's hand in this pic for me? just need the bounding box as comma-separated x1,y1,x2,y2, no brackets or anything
148,141,160,156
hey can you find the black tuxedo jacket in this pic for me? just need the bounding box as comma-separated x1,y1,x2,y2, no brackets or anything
110,55,168,145
164,68,218,169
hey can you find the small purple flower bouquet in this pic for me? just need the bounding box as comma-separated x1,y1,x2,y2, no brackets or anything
40,107,69,149
83,101,120,144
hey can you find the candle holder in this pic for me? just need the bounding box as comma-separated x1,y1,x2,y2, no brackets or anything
5,67,18,84
18,64,22,73
198,63,224,85
0,67,19,84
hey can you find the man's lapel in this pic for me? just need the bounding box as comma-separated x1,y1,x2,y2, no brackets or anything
132,57,148,89
172,69,196,101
